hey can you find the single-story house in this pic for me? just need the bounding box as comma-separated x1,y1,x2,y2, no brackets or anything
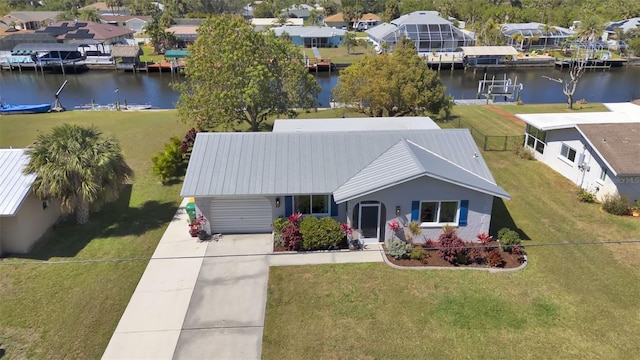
100,15,150,34
518,102,640,202
366,11,475,54
323,12,381,30
252,17,303,31
36,21,135,54
0,149,61,256
166,25,199,47
1,11,60,31
501,22,574,50
271,25,346,47
180,121,509,243
282,4,314,20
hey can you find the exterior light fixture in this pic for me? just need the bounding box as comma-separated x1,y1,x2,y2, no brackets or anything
275,198,281,208
395,206,401,216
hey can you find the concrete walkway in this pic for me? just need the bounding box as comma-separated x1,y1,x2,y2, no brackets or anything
102,202,383,359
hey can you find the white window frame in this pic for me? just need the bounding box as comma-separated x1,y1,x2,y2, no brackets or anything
559,143,577,163
293,194,331,216
598,167,607,184
419,200,460,227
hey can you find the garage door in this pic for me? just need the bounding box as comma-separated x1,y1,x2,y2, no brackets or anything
209,197,273,234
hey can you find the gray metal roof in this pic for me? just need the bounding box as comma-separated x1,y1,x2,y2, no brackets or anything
392,11,450,26
181,130,509,201
272,117,440,132
272,25,346,38
0,149,36,217
333,140,509,202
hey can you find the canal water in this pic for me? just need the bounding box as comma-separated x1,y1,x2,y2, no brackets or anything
1,66,639,109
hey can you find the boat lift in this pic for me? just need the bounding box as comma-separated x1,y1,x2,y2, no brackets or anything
477,73,524,102
51,80,67,112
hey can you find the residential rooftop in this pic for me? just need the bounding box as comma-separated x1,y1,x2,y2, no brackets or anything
516,102,640,131
0,149,35,217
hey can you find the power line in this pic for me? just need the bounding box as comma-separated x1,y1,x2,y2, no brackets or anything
1,239,639,266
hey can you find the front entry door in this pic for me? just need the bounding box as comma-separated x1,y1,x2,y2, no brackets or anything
359,203,380,243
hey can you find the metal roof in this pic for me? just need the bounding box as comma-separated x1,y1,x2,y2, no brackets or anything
272,25,346,38
272,117,440,132
457,46,518,56
0,149,36,217
517,106,640,131
181,129,508,201
333,139,510,202
392,11,450,26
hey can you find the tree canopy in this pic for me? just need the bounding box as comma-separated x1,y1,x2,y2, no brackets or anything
23,124,133,225
175,15,320,131
332,37,447,117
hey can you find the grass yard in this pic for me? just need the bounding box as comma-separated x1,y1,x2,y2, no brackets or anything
263,109,640,359
305,44,374,64
0,110,190,358
139,44,164,63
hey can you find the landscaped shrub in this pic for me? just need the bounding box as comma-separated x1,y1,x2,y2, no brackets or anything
576,188,597,203
497,228,522,253
437,229,467,264
514,142,535,160
299,216,343,250
272,217,287,246
476,232,494,251
406,221,422,243
281,213,302,250
151,137,184,184
387,238,411,259
601,193,631,216
409,248,425,261
180,128,197,155
486,248,504,267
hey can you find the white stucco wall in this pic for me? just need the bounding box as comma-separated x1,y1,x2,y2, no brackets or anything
0,194,61,255
526,128,640,202
346,176,495,243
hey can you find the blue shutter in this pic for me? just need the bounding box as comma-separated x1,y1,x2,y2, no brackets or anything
411,201,420,221
459,200,469,226
285,196,293,216
330,196,338,216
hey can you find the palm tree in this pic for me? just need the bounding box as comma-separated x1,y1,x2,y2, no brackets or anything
78,8,101,22
23,124,133,225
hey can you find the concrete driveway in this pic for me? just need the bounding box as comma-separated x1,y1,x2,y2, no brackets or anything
173,234,273,359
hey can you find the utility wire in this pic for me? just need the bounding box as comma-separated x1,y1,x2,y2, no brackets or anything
1,239,640,266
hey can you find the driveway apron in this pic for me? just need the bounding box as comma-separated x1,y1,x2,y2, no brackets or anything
173,234,273,359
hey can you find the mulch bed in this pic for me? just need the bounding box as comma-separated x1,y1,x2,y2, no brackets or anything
385,240,525,269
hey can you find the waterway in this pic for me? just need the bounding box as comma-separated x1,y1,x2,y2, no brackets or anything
1,66,639,109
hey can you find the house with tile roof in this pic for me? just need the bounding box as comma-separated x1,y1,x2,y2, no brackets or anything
518,102,640,203
1,11,60,31
100,15,151,34
180,119,509,243
0,149,61,256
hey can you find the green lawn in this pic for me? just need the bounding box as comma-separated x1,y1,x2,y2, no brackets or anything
139,44,164,63
303,45,373,64
263,112,640,359
0,110,190,358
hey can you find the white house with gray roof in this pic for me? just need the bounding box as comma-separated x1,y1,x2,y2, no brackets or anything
0,149,60,256
180,125,509,243
518,103,640,203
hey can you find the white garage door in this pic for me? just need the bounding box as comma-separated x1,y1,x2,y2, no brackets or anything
209,197,273,234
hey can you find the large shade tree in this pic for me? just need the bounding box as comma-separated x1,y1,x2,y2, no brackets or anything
23,124,133,225
175,15,320,131
333,37,447,117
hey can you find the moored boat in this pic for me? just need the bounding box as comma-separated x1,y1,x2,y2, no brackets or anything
0,102,51,115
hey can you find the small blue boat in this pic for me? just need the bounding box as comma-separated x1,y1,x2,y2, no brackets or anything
0,102,51,115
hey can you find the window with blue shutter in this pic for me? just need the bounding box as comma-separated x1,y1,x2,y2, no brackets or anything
459,200,469,226
411,201,420,221
284,196,293,216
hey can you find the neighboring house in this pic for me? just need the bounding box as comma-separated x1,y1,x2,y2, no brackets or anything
282,4,314,20
0,149,61,256
1,11,60,31
501,22,574,50
518,102,640,202
251,17,303,31
324,12,381,29
366,11,475,54
166,25,199,47
271,25,346,47
36,21,135,54
100,15,150,34
605,17,640,36
180,120,509,243
0,32,59,63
